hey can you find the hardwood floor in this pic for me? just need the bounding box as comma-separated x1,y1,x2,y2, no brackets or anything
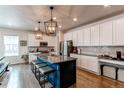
1,64,124,88
76,68,124,88
0,64,40,88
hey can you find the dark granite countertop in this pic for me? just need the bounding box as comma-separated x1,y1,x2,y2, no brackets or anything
35,54,77,64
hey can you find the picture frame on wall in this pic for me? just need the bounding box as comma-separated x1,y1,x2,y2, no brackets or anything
20,40,27,46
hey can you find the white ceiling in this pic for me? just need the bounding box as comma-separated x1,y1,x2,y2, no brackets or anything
0,5,124,32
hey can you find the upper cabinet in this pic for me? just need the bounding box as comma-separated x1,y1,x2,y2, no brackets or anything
77,30,84,46
99,21,113,46
28,34,40,46
113,17,124,45
72,31,78,46
46,36,56,46
84,28,91,46
64,15,124,46
64,32,72,41
28,34,57,47
90,25,100,46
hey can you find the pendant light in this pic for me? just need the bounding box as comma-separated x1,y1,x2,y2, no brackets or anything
44,6,58,36
35,21,43,39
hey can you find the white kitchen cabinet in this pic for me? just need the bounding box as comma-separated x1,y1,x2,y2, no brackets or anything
87,56,99,73
47,36,56,46
77,30,84,46
72,31,78,46
70,54,81,67
80,55,88,69
99,21,113,46
80,55,99,74
28,34,40,46
64,32,73,41
83,28,91,46
67,32,73,41
64,33,67,41
113,17,124,45
91,25,100,46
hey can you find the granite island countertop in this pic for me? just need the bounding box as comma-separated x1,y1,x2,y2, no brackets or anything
35,54,77,64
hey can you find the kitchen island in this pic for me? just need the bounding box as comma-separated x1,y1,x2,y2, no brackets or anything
35,54,77,88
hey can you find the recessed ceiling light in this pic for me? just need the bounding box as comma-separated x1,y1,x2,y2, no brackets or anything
104,5,110,7
8,22,12,26
59,25,62,28
34,27,38,31
73,18,77,22
53,17,56,20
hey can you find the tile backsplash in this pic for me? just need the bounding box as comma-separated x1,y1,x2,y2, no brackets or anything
78,46,124,58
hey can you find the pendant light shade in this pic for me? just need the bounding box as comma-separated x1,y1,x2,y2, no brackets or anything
35,21,43,39
44,6,58,36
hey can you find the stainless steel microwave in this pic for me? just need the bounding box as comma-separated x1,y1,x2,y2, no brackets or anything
40,42,48,47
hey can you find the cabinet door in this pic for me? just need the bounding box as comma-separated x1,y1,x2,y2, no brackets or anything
100,21,113,46
87,56,99,73
67,32,73,40
47,36,56,46
91,25,100,46
77,30,84,46
64,33,68,41
84,28,91,46
76,55,81,67
72,31,78,46
80,56,87,69
70,54,81,67
28,34,40,46
113,17,124,45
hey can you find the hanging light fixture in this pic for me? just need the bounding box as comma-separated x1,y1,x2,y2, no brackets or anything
35,21,43,39
44,6,58,36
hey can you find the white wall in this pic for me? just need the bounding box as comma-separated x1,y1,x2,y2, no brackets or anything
0,28,30,64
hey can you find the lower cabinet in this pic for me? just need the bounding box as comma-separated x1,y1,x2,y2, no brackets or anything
70,54,99,75
80,55,99,74
80,55,88,69
70,54,81,67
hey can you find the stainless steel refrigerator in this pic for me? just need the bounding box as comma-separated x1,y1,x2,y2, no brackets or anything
59,40,73,56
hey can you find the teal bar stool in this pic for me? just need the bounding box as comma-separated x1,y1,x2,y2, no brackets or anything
38,66,56,88
31,60,42,73
34,63,48,79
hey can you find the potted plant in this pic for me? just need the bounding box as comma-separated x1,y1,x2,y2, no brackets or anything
21,53,29,64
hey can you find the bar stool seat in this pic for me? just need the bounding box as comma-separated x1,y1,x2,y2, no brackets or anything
35,64,47,69
32,60,41,65
39,66,55,75
34,63,47,77
31,60,42,73
38,66,56,88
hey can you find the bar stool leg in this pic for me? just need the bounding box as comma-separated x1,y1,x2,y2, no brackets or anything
43,75,45,88
34,66,37,77
38,71,40,82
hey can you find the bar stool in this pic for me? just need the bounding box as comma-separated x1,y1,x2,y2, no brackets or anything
34,63,48,78
38,66,56,88
31,60,42,73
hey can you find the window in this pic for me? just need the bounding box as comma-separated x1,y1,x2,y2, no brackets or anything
4,36,19,56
